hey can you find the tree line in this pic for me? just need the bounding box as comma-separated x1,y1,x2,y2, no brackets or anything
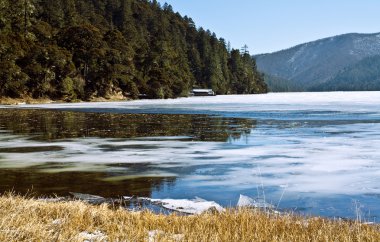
0,0,267,101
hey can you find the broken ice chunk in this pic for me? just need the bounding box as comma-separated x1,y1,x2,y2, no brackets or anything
237,194,274,209
123,196,224,214
154,198,224,214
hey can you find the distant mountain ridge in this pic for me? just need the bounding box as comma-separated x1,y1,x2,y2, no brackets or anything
255,32,380,92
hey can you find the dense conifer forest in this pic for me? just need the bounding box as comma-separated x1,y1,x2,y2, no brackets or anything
0,0,267,101
310,55,380,91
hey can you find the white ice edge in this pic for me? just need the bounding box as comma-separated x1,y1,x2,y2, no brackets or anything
123,196,224,214
123,194,275,214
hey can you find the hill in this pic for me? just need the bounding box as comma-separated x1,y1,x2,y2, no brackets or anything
310,55,380,91
255,33,380,92
0,0,267,101
263,74,302,92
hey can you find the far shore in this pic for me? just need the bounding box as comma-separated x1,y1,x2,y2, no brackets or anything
0,96,132,106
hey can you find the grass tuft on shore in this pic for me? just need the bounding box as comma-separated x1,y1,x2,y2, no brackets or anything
0,194,379,241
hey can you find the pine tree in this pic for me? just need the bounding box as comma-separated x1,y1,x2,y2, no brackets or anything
0,0,267,100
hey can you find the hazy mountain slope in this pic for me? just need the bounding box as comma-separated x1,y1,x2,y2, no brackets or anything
255,33,380,91
263,74,302,92
310,55,380,91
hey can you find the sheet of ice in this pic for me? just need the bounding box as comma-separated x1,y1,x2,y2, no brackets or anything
1,119,380,196
7,91,380,115
1,92,380,217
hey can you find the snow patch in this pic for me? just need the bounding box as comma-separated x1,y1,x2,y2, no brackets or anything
288,46,306,64
52,219,63,225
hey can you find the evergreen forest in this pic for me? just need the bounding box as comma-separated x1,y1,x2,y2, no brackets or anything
310,55,380,91
0,0,267,101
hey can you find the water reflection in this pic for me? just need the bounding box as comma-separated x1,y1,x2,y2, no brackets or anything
0,167,176,198
0,109,256,198
0,109,255,142
2,93,380,219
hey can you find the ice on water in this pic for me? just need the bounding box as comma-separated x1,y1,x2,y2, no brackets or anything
1,92,380,212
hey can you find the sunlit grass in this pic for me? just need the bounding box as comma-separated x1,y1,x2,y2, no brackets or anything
0,194,379,241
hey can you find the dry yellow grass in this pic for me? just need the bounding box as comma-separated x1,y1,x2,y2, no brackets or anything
0,194,379,241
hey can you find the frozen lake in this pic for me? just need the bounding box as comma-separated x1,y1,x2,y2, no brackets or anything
1,92,380,220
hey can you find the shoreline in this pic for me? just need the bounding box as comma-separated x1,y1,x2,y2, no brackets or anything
0,97,56,105
0,194,379,241
2,91,379,106
0,96,131,106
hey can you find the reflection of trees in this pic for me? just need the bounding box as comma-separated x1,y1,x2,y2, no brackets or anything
0,109,256,142
0,166,176,198
0,109,257,197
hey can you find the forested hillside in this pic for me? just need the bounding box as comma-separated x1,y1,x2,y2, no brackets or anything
310,55,380,91
255,33,380,92
263,74,302,92
0,0,267,101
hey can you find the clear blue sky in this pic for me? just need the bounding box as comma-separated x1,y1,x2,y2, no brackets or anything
157,0,380,54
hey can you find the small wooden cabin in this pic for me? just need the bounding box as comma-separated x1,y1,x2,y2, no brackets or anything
190,89,216,96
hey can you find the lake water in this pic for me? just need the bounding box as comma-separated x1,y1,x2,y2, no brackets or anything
1,92,380,220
